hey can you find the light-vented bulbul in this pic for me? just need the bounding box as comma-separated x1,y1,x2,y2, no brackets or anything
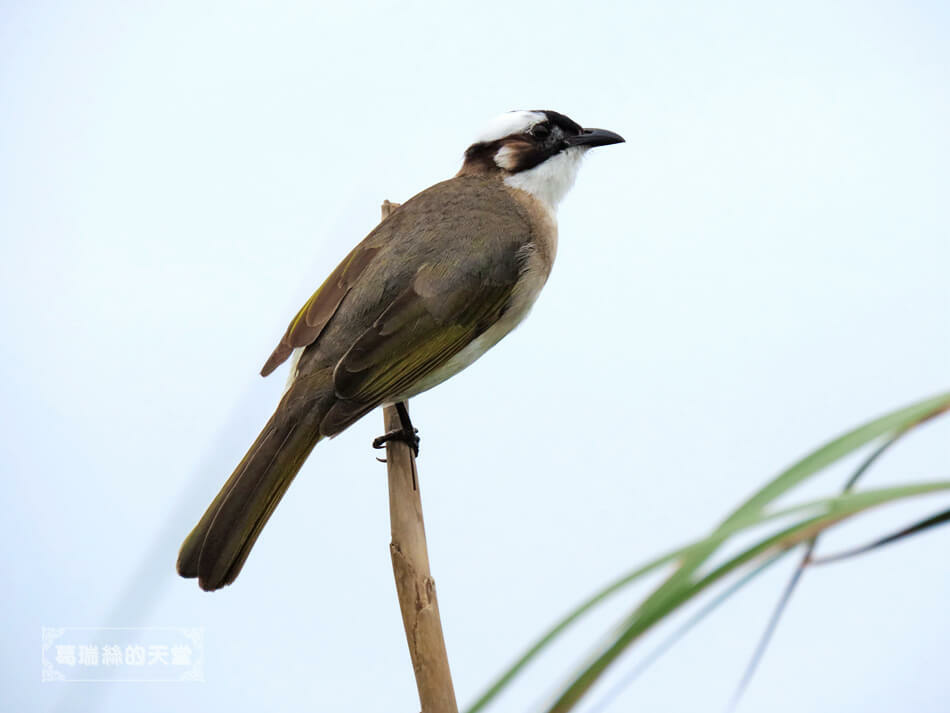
178,110,624,590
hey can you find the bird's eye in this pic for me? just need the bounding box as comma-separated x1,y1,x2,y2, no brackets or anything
529,124,551,139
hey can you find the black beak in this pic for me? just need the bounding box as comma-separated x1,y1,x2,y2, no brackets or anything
565,127,625,148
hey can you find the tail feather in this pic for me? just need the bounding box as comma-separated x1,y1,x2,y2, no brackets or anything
177,389,329,591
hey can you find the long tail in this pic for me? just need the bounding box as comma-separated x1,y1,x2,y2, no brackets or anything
177,386,330,591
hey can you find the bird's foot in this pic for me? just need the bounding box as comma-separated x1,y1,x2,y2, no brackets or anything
373,427,420,457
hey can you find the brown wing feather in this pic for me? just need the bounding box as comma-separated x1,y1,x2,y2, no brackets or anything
260,244,382,376
319,262,517,436
265,177,536,437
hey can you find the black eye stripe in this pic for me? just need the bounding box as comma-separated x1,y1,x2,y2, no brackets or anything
534,110,583,136
529,123,551,138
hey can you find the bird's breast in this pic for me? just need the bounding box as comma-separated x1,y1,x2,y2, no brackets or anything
391,235,554,402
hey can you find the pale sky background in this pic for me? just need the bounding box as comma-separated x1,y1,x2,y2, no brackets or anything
2,1,949,712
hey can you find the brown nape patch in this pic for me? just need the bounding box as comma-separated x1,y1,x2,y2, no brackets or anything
457,139,506,176
457,137,542,177
493,141,534,171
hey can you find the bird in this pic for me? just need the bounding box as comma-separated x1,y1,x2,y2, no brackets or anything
177,109,624,591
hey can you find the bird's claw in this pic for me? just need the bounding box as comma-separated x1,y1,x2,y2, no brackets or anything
372,427,420,457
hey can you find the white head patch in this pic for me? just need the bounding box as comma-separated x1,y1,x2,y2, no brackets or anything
503,146,586,213
473,110,546,144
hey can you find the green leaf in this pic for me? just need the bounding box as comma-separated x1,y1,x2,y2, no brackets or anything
725,391,950,524
727,426,912,711
811,505,950,565
464,547,685,713
544,481,950,712
628,391,950,638
465,391,950,713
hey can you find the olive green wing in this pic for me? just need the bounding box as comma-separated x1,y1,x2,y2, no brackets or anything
260,242,382,377
261,175,534,437
319,258,521,436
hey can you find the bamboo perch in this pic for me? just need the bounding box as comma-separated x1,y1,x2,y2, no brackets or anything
380,200,458,713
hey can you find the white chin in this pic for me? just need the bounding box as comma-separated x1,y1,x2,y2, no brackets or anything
503,147,587,211
505,146,587,211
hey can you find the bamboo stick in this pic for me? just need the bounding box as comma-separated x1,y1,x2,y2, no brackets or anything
380,200,458,713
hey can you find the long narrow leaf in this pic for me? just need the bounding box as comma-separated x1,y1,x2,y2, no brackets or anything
726,392,950,524
726,426,911,710
466,480,948,713
463,547,684,713
587,551,794,713
625,393,950,639
725,543,811,713
544,481,950,713
465,392,950,712
811,506,950,565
